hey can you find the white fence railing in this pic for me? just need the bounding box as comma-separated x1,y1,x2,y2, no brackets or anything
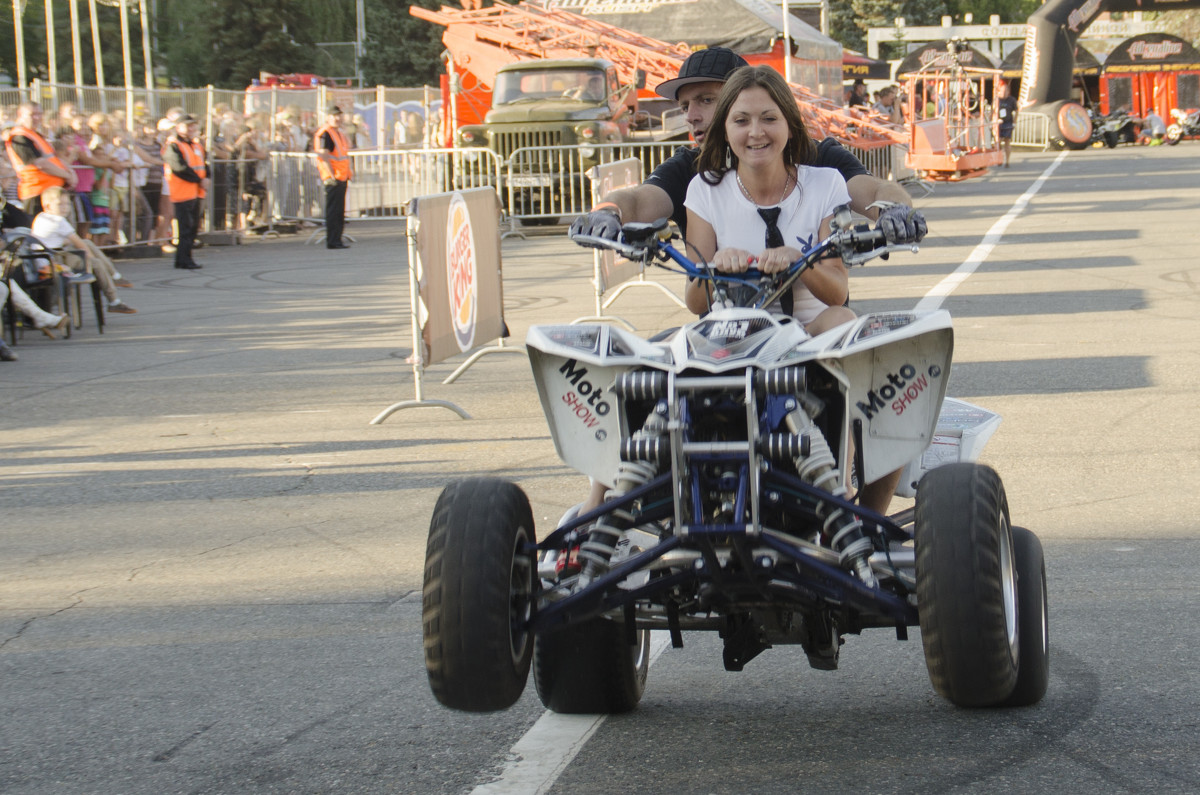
260,141,915,229
1013,112,1051,150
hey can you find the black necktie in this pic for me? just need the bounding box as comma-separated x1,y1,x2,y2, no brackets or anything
757,207,792,316
758,207,784,248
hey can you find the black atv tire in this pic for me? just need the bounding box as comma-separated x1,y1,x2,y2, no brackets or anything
997,526,1050,707
533,614,650,714
915,463,1019,707
423,478,536,712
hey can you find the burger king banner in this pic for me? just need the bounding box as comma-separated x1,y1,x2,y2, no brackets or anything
412,188,506,366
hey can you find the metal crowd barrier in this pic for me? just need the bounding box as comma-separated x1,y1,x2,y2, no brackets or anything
263,148,504,232
1012,112,1051,150
499,141,682,223
259,140,922,230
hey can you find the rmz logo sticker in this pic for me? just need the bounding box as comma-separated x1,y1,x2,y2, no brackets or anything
708,319,750,340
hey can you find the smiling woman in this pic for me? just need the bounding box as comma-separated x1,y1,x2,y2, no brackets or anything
681,65,854,337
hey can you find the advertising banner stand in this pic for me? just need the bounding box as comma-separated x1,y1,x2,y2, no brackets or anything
371,211,471,424
372,188,515,424
570,158,685,330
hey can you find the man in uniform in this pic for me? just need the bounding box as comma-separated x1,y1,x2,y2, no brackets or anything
2,103,78,216
314,105,353,250
163,114,208,269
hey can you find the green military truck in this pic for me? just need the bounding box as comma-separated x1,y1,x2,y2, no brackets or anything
456,57,688,222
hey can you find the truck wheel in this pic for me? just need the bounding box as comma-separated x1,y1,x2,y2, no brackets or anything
534,615,650,713
1164,125,1183,146
915,463,1019,707
423,478,536,712
997,526,1050,707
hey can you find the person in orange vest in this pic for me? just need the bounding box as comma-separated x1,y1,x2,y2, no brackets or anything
314,105,353,250
2,103,78,216
162,114,209,269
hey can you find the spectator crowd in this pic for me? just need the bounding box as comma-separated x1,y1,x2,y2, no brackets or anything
0,99,414,362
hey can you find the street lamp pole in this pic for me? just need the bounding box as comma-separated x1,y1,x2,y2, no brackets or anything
356,0,365,87
45,0,58,84
13,0,28,96
781,0,792,84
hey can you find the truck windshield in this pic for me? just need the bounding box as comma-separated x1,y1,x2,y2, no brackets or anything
492,69,608,105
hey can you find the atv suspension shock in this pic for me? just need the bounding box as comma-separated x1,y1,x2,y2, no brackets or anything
785,405,877,588
577,406,667,581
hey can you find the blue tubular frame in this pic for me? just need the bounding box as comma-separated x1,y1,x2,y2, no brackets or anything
530,427,920,635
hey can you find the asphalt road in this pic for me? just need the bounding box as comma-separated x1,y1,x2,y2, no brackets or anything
2,144,1198,794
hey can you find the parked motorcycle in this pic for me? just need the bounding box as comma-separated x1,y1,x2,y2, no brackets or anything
1091,107,1138,148
422,210,1050,714
1164,108,1200,146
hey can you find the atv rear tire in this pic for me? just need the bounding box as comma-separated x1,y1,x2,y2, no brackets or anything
423,478,536,712
534,615,650,714
915,463,1019,707
997,526,1050,706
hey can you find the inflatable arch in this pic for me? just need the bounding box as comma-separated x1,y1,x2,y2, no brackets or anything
1019,0,1200,146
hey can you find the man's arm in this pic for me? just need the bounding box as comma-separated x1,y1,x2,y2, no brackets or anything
845,174,912,220
570,146,692,241
32,154,77,186
11,136,77,187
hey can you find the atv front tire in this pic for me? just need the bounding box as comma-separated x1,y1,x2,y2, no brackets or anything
915,463,1019,707
534,614,650,714
423,478,536,711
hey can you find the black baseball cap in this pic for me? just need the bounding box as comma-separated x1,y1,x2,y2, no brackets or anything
326,104,344,115
654,47,749,101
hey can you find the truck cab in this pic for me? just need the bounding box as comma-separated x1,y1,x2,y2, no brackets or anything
456,58,635,159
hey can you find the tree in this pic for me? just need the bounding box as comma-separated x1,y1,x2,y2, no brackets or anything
360,0,447,87
155,0,316,89
831,0,954,53
1156,10,1200,49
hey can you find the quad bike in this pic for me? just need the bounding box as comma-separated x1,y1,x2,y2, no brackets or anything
422,211,1049,714
1164,108,1200,146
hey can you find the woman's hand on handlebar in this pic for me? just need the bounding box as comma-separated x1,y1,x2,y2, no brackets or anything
753,245,803,274
710,247,758,273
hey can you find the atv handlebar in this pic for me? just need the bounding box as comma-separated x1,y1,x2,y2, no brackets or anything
570,214,915,311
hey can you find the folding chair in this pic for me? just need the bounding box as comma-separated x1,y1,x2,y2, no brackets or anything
0,232,101,340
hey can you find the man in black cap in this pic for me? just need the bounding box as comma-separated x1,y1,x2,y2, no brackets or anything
314,105,353,250
571,47,924,248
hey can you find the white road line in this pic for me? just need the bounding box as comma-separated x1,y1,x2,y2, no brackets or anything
471,632,672,795
473,153,1072,794
915,151,1069,313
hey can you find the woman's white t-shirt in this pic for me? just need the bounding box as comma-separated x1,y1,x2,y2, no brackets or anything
685,164,850,324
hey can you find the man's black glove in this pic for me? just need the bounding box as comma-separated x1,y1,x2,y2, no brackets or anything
569,207,623,244
872,202,928,244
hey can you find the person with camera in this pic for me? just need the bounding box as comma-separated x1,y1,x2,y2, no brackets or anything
314,105,353,250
